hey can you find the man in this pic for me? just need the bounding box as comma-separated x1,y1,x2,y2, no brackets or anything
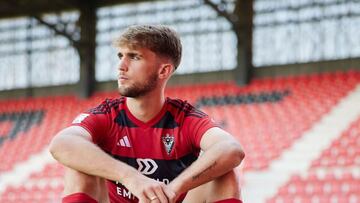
50,25,244,203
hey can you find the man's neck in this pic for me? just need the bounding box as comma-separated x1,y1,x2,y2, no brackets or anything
126,91,165,123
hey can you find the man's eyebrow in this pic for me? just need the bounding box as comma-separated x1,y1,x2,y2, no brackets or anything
127,52,143,57
117,51,143,58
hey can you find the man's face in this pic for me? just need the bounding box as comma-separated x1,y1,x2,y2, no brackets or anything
116,46,160,98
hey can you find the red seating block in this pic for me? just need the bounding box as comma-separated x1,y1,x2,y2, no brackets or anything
1,70,360,202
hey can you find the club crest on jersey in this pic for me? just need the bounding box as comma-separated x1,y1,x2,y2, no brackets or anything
162,134,174,155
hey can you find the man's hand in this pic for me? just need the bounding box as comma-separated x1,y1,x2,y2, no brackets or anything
166,182,182,203
122,172,177,203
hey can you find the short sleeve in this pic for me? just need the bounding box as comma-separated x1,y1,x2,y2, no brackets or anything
183,111,219,149
70,100,112,145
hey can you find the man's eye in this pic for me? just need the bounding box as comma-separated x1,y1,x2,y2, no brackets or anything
117,53,123,59
132,56,140,60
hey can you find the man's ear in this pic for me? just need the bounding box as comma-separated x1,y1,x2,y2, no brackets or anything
158,64,174,79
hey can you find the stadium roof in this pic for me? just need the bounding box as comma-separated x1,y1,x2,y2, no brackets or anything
0,0,146,18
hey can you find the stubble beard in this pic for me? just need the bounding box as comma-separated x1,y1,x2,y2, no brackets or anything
118,72,158,98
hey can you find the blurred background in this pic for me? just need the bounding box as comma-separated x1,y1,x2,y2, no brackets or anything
0,0,359,202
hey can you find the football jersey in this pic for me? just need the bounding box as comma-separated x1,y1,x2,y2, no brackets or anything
71,97,218,203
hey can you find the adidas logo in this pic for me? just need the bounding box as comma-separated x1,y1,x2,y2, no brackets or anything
117,136,131,147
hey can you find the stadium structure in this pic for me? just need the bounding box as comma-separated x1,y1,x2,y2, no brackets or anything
0,0,359,202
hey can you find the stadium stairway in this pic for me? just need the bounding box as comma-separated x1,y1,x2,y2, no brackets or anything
267,116,360,203
0,148,54,194
242,84,360,202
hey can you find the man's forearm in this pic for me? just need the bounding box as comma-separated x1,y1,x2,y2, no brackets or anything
50,132,138,184
50,128,177,202
169,141,244,195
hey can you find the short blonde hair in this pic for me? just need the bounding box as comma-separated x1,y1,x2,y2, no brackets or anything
114,25,182,70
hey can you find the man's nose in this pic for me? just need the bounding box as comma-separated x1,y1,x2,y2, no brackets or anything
118,59,128,72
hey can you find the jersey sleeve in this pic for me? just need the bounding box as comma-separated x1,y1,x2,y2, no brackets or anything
70,100,112,146
183,108,219,149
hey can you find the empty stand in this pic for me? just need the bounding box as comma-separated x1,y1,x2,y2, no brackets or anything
0,96,106,172
0,163,64,203
268,116,360,203
0,70,359,202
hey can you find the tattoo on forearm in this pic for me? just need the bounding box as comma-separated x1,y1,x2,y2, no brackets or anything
192,161,217,181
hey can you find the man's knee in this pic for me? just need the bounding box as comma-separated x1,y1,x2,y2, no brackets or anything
207,170,240,200
63,167,108,202
184,169,241,203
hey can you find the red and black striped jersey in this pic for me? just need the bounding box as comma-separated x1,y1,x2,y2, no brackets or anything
71,97,218,203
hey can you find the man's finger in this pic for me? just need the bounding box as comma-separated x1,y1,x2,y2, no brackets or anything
138,195,150,203
152,185,168,203
145,189,161,203
163,186,177,203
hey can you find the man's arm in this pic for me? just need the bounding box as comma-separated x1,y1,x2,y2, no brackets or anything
50,126,175,202
168,127,244,197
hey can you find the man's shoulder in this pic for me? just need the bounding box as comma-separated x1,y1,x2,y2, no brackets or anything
87,97,125,114
166,97,208,118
